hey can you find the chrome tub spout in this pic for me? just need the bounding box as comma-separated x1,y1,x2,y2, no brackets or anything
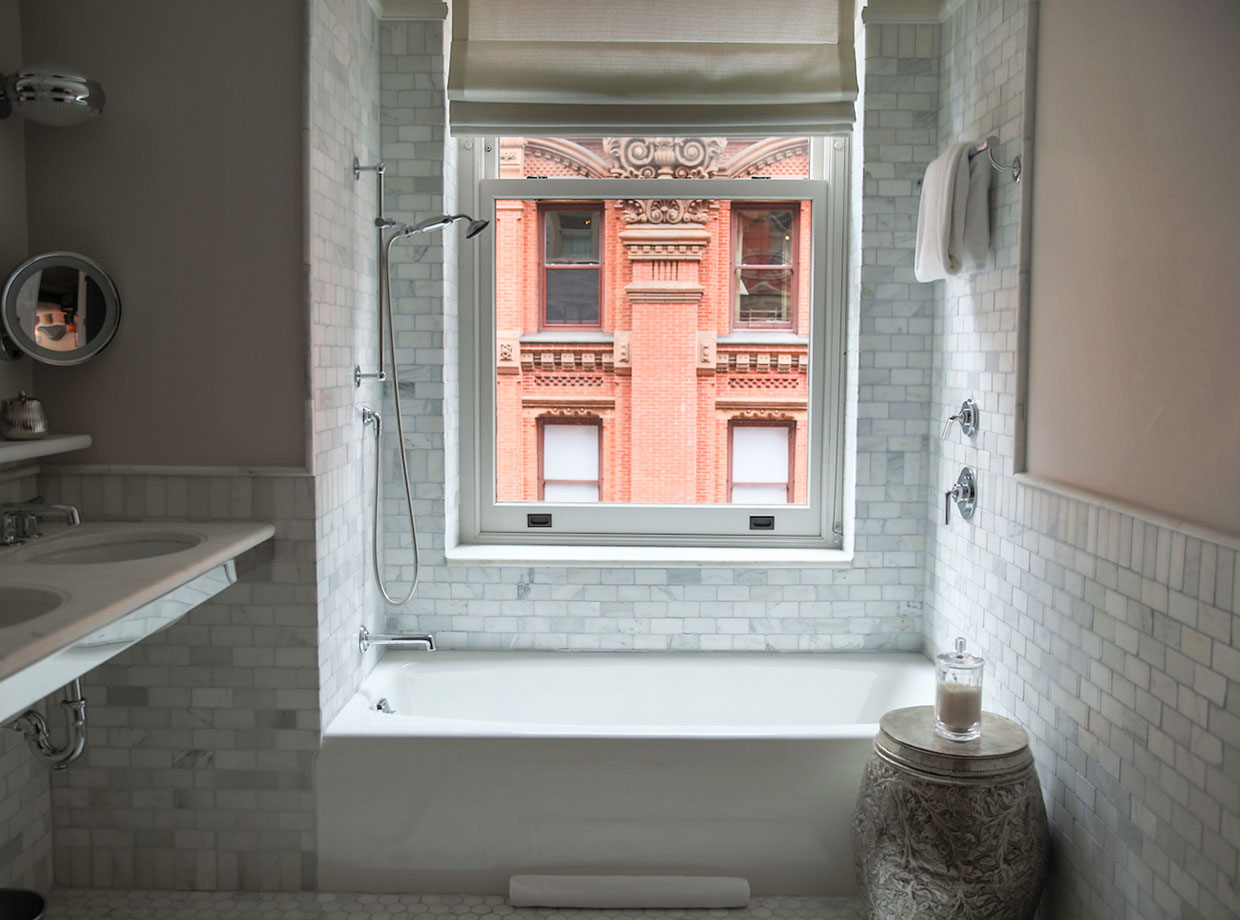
358,625,435,653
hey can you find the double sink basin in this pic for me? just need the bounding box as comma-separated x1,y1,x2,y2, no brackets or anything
0,521,275,722
2,531,204,625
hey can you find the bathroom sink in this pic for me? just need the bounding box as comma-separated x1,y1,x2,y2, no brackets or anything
18,530,204,565
0,586,64,626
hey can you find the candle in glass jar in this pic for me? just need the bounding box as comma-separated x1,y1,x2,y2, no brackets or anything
936,680,981,732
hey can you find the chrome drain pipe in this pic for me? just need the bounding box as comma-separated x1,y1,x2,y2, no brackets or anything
11,679,87,769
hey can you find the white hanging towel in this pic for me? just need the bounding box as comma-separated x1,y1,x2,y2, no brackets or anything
914,141,991,281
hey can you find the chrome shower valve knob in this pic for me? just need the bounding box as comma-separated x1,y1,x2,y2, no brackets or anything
944,467,977,524
941,398,979,438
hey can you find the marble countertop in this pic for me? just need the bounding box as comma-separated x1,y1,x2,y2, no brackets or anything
0,520,275,684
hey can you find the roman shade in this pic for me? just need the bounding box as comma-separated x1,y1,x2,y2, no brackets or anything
447,0,858,136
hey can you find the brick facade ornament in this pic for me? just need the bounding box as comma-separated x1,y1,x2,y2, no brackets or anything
612,331,632,374
617,198,712,225
696,332,717,375
618,224,712,260
496,337,520,375
603,136,726,179
603,136,726,227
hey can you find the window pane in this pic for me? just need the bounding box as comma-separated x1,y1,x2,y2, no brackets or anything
493,189,812,507
544,482,600,502
543,424,599,479
737,268,792,324
732,426,789,482
544,268,600,325
737,209,794,265
731,484,789,505
546,211,599,263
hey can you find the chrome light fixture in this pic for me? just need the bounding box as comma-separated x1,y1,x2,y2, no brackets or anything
0,66,106,127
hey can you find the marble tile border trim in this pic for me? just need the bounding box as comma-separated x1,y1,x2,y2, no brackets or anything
41,465,311,478
1015,472,1240,553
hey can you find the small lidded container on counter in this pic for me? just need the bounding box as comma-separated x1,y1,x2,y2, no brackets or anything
1,391,50,440
935,636,983,741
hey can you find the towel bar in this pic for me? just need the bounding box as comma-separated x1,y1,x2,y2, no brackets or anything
969,135,1021,182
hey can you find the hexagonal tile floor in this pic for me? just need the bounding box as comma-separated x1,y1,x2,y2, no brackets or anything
45,890,864,920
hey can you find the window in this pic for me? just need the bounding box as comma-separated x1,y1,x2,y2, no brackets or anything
540,420,601,501
459,135,850,551
730,422,792,503
733,205,797,329
542,205,602,329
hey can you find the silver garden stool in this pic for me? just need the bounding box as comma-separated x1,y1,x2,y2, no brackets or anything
852,706,1048,920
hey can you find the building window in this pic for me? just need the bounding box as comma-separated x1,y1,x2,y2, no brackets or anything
461,136,849,550
730,422,792,503
733,205,797,329
542,205,601,329
539,419,601,501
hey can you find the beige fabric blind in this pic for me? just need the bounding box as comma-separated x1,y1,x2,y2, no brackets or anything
447,0,857,136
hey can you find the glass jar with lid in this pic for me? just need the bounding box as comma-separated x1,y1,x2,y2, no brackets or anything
935,636,983,741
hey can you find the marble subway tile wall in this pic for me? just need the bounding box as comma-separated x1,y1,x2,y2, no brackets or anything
374,18,933,652
921,1,1240,917
307,0,383,726
0,464,52,890
0,731,51,891
372,18,452,615
35,469,320,890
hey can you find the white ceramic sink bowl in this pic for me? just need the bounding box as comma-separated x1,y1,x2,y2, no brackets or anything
17,530,204,565
0,586,65,627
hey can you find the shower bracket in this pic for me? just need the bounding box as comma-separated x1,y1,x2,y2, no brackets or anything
354,365,387,388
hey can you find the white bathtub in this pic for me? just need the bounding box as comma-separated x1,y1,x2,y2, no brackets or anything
316,650,934,895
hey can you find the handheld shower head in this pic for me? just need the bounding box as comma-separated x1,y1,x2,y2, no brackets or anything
393,213,489,241
410,214,455,234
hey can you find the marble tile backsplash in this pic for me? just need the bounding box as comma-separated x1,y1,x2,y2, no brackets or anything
921,1,1240,918
35,468,320,891
0,465,52,891
307,0,383,728
374,18,935,653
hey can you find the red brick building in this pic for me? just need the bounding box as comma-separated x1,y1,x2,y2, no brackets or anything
493,137,811,506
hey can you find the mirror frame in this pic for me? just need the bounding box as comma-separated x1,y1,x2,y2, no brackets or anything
1,251,122,366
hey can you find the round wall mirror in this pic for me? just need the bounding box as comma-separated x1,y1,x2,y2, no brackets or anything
1,252,121,365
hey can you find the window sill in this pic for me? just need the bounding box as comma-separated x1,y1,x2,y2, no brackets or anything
520,332,614,344
445,542,853,568
717,332,809,346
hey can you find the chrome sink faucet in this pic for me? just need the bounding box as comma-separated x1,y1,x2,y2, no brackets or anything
0,499,81,546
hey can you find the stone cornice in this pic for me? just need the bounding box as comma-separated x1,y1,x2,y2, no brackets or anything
368,0,448,21
618,224,712,260
861,0,946,23
625,281,706,304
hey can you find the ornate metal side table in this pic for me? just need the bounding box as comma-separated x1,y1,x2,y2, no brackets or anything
852,706,1048,920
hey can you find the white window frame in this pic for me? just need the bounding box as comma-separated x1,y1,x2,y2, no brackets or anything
457,135,851,554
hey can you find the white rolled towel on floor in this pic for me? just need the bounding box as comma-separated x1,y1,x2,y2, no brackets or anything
508,874,751,909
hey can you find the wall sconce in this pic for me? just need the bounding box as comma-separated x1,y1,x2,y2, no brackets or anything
0,66,105,127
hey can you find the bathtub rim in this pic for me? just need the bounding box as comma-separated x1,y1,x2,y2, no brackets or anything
325,648,935,742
